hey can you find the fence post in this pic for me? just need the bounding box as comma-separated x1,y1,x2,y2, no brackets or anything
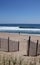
18,41,19,51
8,37,9,52
36,40,38,56
27,36,31,56
0,38,1,48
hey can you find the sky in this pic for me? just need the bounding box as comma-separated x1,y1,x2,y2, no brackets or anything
0,0,40,24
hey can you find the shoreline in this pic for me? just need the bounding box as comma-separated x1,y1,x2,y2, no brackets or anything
0,32,40,36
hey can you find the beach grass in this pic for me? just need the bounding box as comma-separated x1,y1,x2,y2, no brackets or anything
0,52,40,65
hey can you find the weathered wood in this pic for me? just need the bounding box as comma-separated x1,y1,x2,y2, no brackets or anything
8,37,9,52
36,40,38,56
18,41,19,51
27,36,31,56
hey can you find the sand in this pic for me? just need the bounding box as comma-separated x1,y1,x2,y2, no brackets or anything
0,32,40,56
0,33,40,65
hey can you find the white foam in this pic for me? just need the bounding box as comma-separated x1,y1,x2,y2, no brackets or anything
0,27,19,30
0,26,40,32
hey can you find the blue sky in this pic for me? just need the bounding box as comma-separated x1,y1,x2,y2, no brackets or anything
0,0,40,24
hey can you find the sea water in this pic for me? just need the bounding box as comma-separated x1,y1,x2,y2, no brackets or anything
0,24,40,34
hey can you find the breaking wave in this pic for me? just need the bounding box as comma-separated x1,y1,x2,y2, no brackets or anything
0,26,40,34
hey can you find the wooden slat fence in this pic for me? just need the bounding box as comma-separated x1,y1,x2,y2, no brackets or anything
0,36,40,56
0,37,19,52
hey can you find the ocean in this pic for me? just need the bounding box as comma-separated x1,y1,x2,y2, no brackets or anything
0,24,40,34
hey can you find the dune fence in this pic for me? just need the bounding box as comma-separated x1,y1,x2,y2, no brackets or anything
0,36,40,56
0,37,19,52
27,36,40,56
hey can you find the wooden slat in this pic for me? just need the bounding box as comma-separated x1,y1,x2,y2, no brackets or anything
27,36,31,56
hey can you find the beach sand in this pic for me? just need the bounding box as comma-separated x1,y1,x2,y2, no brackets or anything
0,32,40,55
0,33,40,65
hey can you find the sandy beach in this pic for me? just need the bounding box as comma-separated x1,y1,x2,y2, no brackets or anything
0,32,40,55
0,33,40,65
